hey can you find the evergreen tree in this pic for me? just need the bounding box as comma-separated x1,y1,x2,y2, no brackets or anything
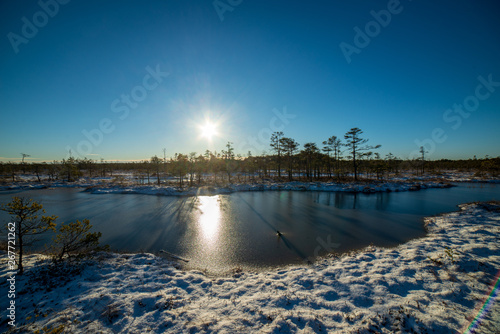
322,136,342,179
280,137,299,181
270,131,284,178
344,127,380,181
1,197,57,274
302,142,319,181
151,155,162,185
52,219,107,263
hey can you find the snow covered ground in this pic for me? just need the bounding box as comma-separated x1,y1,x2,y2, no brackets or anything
1,202,499,333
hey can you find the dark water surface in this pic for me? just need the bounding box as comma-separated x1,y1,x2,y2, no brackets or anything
1,183,499,273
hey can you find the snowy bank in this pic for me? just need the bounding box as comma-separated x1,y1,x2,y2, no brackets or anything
86,180,453,197
1,174,455,196
1,202,499,333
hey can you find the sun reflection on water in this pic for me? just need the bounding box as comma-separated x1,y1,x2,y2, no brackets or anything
198,195,221,243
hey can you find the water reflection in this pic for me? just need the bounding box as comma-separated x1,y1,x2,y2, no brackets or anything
1,183,499,273
313,191,393,210
197,195,221,244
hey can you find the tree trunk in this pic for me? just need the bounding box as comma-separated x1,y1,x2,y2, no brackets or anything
353,146,358,181
277,154,281,179
18,234,23,275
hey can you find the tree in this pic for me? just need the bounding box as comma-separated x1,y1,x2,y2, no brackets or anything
280,137,299,181
322,141,333,178
79,158,95,178
222,142,235,183
371,152,386,180
62,157,80,182
322,136,342,179
47,160,59,181
244,152,258,182
270,131,284,179
344,127,380,181
385,152,400,175
1,197,57,274
32,162,43,182
302,142,319,181
333,137,343,179
52,219,107,263
188,152,197,186
21,153,30,174
419,146,428,176
222,141,235,160
151,155,162,185
195,154,206,184
173,153,188,187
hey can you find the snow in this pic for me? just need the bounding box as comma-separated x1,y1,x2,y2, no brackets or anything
3,169,500,196
85,180,454,196
1,179,454,196
1,202,499,333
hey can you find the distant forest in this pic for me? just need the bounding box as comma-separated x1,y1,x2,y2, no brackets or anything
2,128,499,186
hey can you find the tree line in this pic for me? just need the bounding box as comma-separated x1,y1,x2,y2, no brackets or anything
1,127,499,186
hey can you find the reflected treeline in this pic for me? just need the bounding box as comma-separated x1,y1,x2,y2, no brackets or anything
311,191,391,210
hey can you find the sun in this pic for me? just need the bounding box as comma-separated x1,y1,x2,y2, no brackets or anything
200,121,218,140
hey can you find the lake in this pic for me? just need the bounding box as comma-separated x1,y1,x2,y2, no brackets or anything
1,183,499,274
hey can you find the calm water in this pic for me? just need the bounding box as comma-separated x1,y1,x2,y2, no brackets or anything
1,183,499,273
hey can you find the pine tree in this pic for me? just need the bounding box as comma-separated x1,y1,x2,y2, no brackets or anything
151,155,162,185
52,219,107,263
1,197,57,274
280,137,299,181
344,127,380,181
322,136,342,179
270,132,284,179
302,142,319,181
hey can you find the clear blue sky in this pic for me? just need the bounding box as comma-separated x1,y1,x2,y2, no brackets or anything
1,0,499,162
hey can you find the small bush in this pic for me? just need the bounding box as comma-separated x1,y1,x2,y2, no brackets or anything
51,219,108,263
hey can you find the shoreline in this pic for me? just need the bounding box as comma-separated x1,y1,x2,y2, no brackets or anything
2,170,499,197
0,179,458,196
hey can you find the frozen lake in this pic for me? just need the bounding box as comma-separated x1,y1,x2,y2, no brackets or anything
1,183,499,273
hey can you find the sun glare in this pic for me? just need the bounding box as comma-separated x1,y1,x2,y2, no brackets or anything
198,196,221,243
200,121,218,140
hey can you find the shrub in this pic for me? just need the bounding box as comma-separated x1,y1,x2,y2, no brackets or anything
52,219,108,263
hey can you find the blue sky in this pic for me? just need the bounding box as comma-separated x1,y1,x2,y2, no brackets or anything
1,0,499,162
